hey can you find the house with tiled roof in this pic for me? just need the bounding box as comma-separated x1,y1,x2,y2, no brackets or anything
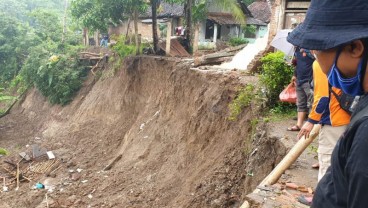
109,1,270,48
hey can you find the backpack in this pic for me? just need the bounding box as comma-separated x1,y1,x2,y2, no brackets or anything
329,85,360,115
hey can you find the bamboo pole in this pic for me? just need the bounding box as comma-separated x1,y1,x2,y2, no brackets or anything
259,124,321,186
240,125,321,208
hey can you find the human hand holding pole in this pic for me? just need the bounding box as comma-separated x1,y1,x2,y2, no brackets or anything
297,121,314,139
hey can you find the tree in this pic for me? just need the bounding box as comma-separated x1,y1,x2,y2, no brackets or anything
30,9,63,42
70,0,117,32
152,0,183,54
151,0,159,53
71,0,148,53
127,0,148,54
0,13,29,86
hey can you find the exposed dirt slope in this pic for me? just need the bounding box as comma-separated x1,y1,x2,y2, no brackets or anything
0,56,285,208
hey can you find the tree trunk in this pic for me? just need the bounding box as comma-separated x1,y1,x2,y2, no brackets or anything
193,23,200,54
94,30,99,46
166,19,172,55
61,0,68,43
125,17,131,40
151,0,159,54
133,9,140,55
83,28,89,46
185,0,193,53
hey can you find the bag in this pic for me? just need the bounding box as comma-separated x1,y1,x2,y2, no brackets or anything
279,83,297,104
329,85,360,115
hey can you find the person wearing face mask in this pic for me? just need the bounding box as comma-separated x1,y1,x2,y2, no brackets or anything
298,61,350,182
287,0,368,207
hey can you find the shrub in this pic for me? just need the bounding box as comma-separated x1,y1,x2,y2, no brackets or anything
259,51,294,107
242,25,257,38
0,88,15,102
229,37,249,47
112,35,137,58
20,45,87,105
229,84,255,121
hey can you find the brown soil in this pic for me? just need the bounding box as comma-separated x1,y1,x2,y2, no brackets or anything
0,56,287,208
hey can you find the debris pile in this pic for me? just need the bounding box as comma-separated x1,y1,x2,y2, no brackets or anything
0,144,59,192
79,52,109,75
194,44,247,68
246,181,314,207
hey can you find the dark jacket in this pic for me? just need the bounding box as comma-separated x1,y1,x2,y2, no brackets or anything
293,47,314,86
312,94,368,208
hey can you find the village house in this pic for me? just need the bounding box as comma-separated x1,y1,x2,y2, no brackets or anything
108,1,269,48
268,0,310,41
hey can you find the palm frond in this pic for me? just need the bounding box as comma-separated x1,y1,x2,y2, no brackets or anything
211,0,246,24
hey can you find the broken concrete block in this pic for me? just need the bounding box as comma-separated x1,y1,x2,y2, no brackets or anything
46,151,55,160
32,144,47,159
19,152,31,161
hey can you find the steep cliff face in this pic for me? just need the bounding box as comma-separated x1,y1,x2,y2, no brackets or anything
0,56,284,208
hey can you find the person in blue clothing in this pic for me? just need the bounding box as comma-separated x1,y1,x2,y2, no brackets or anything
287,47,314,132
100,35,108,47
287,0,368,207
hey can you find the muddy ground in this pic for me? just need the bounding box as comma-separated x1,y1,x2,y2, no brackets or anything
0,56,291,208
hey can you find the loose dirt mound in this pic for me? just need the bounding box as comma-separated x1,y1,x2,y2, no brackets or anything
0,56,285,208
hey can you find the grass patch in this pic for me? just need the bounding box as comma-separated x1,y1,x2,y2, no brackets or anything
228,84,255,121
264,103,295,122
308,144,318,154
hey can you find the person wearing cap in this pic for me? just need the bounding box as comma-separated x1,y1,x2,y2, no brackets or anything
287,0,368,207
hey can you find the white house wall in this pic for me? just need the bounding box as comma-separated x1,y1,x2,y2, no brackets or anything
198,21,206,42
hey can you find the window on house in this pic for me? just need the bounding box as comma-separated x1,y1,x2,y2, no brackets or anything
205,20,221,40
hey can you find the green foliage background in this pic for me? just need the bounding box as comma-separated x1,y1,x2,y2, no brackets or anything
0,0,85,106
0,0,255,107
259,51,294,107
229,37,249,46
20,45,87,105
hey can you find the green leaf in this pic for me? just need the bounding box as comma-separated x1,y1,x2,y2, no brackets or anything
0,148,9,155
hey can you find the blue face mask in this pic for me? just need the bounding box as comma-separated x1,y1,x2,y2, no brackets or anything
327,50,366,96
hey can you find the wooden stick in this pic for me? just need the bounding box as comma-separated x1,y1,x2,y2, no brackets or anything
2,166,15,176
259,124,321,186
5,178,15,186
16,163,19,190
45,193,49,208
103,154,122,171
4,161,16,169
44,160,55,172
91,57,104,75
80,52,101,56
49,164,62,174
